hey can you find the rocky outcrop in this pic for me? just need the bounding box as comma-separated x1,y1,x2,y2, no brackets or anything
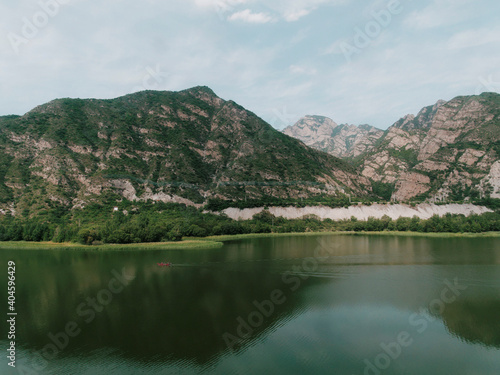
480,161,500,198
391,172,431,201
282,115,338,147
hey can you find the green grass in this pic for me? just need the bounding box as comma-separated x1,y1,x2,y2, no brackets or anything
0,241,84,249
0,240,223,251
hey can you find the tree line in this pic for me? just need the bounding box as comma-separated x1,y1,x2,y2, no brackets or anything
0,200,499,245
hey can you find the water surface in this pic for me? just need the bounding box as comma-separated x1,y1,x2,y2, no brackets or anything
1,235,500,374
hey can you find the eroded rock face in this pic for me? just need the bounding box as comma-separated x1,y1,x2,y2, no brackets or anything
282,115,339,146
360,94,500,201
392,172,431,201
283,116,384,158
480,161,500,198
284,93,500,202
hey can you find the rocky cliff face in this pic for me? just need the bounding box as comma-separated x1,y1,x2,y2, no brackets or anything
284,93,500,202
283,115,384,159
0,87,369,215
361,93,500,201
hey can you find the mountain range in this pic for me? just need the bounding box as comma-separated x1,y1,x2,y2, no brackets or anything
284,93,500,202
0,87,498,217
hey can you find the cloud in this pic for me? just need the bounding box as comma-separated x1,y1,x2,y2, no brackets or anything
193,0,348,22
447,27,500,49
404,0,474,29
278,0,350,21
283,8,311,22
1,0,499,131
228,9,274,23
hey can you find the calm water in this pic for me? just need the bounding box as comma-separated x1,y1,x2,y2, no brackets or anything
1,235,500,375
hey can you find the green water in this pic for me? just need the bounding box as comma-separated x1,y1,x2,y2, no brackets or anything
1,235,500,374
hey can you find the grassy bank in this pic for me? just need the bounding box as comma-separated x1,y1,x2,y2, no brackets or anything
0,240,224,251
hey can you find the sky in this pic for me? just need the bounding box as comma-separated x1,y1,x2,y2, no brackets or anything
1,0,499,130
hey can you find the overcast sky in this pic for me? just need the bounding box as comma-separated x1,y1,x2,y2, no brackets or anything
1,0,499,129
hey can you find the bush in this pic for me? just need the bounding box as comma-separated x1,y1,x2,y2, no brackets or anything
77,227,101,245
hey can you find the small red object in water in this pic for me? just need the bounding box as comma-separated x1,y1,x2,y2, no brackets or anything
157,262,172,267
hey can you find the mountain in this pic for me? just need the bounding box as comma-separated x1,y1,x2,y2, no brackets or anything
1,88,498,219
361,93,500,201
283,115,384,159
0,87,369,216
284,93,500,202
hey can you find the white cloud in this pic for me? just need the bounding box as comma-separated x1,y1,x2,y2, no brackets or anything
193,0,348,22
447,27,500,49
278,0,350,21
404,0,474,29
228,9,274,23
283,8,311,22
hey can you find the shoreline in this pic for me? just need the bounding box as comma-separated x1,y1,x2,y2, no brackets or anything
0,240,224,251
206,231,500,242
1,230,499,250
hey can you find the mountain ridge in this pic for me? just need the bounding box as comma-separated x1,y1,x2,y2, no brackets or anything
1,88,499,219
285,92,500,202
0,87,369,216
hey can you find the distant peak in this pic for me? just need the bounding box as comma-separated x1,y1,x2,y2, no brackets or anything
295,115,338,129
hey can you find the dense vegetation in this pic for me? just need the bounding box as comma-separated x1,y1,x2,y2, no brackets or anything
205,194,354,211
0,199,499,245
0,87,366,216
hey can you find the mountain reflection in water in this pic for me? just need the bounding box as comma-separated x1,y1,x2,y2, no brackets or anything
0,234,499,375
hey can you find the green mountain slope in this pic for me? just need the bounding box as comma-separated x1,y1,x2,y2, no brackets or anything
0,87,369,216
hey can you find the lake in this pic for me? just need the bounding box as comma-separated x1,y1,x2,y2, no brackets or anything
1,234,500,374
